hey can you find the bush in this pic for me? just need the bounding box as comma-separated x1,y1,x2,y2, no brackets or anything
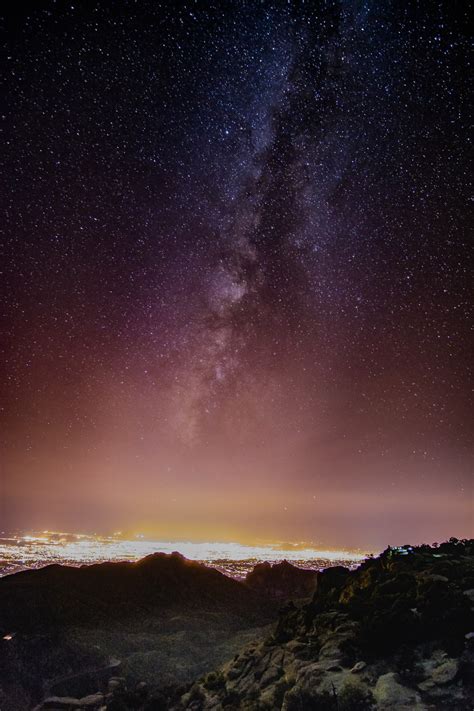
284,687,337,711
338,679,374,710
143,694,169,711
187,683,205,708
203,670,225,691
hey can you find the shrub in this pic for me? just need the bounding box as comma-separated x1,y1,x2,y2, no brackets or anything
284,687,337,711
203,670,225,691
187,683,205,708
143,694,169,711
338,679,374,710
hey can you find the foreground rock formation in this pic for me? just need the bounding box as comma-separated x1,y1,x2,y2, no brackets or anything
175,539,474,710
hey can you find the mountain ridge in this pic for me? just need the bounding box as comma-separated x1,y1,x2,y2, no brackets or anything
0,552,316,709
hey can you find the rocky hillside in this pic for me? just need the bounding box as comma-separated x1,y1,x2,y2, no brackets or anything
174,539,474,710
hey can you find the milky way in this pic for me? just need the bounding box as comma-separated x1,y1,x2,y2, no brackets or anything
1,2,472,547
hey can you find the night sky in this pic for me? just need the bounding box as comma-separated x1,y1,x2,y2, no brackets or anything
1,1,472,549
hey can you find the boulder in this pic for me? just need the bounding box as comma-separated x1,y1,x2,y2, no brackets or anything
335,620,359,634
285,639,307,653
299,661,326,685
259,663,282,686
350,661,367,673
260,684,282,707
374,672,419,708
463,589,474,603
318,669,354,698
431,659,458,684
318,637,343,661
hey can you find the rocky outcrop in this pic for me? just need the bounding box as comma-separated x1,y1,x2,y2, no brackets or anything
373,672,420,708
245,561,317,600
35,677,145,710
174,539,474,710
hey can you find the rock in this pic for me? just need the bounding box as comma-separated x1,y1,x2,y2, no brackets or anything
227,664,243,680
260,684,282,707
108,678,121,692
431,659,458,684
164,541,474,710
350,661,367,673
419,572,449,583
246,560,317,600
318,639,342,660
335,620,358,634
269,648,285,667
259,663,282,686
318,670,353,697
316,566,351,596
299,661,326,684
463,588,474,602
78,693,104,707
42,698,81,709
285,639,307,653
374,672,420,708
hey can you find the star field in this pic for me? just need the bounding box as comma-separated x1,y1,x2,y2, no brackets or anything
1,1,472,547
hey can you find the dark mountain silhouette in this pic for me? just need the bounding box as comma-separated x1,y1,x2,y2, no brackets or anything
245,560,317,600
0,552,272,632
0,553,317,709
